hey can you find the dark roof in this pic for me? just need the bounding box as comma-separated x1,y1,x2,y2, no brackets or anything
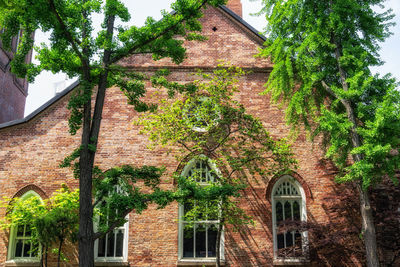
0,5,266,130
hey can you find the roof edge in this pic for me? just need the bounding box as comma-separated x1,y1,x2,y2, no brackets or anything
219,5,266,42
0,5,266,130
0,80,79,130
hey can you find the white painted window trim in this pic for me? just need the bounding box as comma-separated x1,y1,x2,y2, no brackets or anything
178,157,224,262
94,215,129,262
7,190,43,263
94,185,129,262
271,175,308,260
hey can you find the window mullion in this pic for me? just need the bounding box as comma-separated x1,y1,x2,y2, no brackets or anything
193,224,196,258
113,229,117,257
205,224,208,258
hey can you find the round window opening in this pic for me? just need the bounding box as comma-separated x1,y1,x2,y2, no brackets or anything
183,96,220,132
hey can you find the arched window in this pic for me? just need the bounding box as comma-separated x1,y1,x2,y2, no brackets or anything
7,190,43,261
178,158,223,263
271,175,307,259
94,185,129,262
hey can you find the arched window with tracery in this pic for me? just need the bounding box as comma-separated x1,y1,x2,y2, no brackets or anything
271,175,307,260
7,190,43,262
178,157,223,263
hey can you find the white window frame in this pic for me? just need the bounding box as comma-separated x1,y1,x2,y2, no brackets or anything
271,175,308,260
6,191,42,263
178,158,224,263
94,216,129,262
94,186,129,263
14,29,22,52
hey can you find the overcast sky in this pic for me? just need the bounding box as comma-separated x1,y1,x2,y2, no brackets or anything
25,0,400,116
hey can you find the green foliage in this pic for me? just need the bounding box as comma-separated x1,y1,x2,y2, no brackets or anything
0,0,227,135
138,64,297,178
138,64,296,252
259,0,400,188
0,185,79,264
0,0,229,263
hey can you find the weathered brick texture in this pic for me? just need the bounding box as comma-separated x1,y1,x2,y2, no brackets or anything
0,4,365,267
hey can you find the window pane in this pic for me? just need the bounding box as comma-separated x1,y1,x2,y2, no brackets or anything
195,224,206,258
276,202,283,222
17,225,24,237
285,232,293,247
115,230,124,257
97,236,106,257
284,201,292,221
207,201,219,220
295,232,302,248
23,241,31,257
107,232,115,257
184,202,193,217
15,240,23,257
293,201,300,221
183,224,194,258
207,224,218,257
25,225,32,237
277,233,284,249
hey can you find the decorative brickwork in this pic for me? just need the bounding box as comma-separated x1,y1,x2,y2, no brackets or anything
11,184,48,200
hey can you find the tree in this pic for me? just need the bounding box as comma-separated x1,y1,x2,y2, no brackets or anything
258,0,400,266
0,185,79,267
138,65,297,266
0,0,227,266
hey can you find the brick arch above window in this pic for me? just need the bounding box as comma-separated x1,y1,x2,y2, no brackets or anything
266,171,313,203
11,184,48,200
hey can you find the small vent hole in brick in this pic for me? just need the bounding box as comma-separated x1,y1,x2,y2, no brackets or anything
212,27,217,32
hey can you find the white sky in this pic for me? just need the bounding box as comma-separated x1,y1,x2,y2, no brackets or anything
25,0,400,116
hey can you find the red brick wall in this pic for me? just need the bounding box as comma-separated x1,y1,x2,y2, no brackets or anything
226,0,242,17
0,6,364,267
0,33,32,124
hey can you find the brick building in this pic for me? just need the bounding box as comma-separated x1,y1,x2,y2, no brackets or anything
0,1,372,266
0,30,32,124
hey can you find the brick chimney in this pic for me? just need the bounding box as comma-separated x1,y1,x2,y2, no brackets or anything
226,0,242,18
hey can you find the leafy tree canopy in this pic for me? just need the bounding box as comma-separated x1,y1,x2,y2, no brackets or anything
259,0,400,189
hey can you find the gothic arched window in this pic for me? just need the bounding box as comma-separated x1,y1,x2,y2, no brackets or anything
178,158,223,263
7,191,43,261
271,175,307,259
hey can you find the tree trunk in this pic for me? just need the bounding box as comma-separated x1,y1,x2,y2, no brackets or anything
57,238,64,267
331,26,380,265
78,148,95,267
356,182,379,267
341,101,379,267
78,8,115,266
45,246,48,267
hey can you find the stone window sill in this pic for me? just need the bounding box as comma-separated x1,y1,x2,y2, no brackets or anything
273,258,310,266
95,261,129,266
5,260,40,267
177,259,225,266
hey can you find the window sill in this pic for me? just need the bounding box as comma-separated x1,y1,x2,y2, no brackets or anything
177,259,225,266
95,261,129,266
273,258,310,266
5,260,40,267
